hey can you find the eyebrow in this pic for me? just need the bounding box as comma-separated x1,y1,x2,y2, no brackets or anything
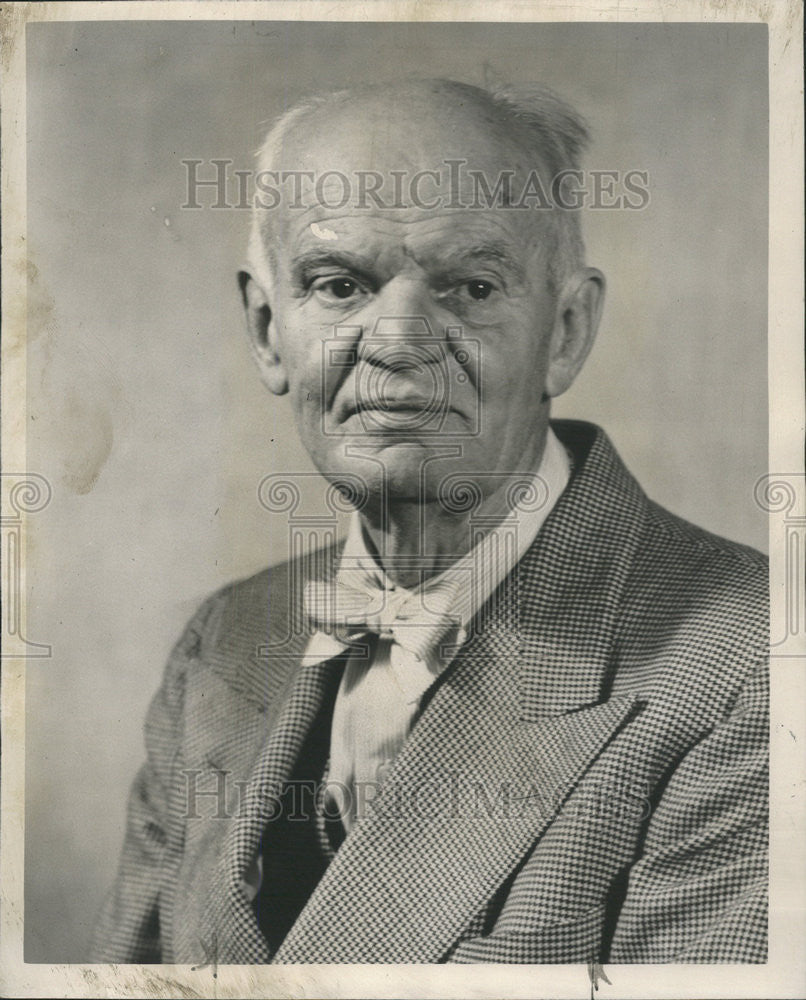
437,243,526,280
290,248,376,283
289,240,527,284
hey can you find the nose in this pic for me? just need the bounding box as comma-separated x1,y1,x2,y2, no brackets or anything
357,277,446,370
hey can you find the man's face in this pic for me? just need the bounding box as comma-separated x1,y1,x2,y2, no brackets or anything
246,91,599,507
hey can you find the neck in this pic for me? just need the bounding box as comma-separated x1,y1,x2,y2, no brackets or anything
359,435,550,589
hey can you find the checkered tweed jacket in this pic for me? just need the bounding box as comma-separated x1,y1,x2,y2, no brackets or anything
92,420,769,964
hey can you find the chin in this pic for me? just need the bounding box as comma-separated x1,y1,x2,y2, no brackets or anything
316,439,458,506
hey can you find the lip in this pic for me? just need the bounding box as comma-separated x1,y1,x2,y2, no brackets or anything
346,397,449,417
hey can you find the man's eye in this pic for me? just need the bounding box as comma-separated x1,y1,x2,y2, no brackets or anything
464,280,495,301
317,277,361,300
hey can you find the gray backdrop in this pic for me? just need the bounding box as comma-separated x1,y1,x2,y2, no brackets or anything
24,20,767,961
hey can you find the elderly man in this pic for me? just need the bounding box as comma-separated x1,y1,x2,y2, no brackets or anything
93,79,768,965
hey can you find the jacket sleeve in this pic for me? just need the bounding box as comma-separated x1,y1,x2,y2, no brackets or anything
89,595,221,963
609,655,769,963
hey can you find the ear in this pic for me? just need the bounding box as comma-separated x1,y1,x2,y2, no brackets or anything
238,268,288,395
544,267,605,398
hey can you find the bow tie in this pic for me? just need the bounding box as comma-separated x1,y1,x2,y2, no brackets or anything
304,577,463,662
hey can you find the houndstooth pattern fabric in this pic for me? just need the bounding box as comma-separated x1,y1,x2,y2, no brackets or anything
91,420,769,965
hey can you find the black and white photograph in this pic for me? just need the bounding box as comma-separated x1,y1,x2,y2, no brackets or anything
1,3,803,998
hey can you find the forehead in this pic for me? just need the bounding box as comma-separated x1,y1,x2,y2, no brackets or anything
266,90,549,266
283,211,540,283
278,86,528,175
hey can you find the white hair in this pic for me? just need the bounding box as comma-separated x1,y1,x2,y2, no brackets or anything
247,78,590,297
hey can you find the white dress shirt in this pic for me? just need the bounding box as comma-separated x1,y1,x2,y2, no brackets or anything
304,428,571,831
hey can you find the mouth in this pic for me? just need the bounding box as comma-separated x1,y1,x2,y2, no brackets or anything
346,396,449,418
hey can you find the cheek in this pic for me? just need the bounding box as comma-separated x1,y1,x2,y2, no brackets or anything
275,313,329,399
285,353,349,449
479,314,552,393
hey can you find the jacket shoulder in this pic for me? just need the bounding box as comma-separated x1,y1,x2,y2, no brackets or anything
189,560,292,667
174,543,339,706
644,498,767,570
207,541,341,648
615,500,769,715
639,499,768,612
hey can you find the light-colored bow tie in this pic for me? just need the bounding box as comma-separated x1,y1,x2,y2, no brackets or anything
304,577,463,662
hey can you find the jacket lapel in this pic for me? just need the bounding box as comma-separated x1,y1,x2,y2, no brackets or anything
193,544,346,963
203,653,339,963
273,422,650,963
